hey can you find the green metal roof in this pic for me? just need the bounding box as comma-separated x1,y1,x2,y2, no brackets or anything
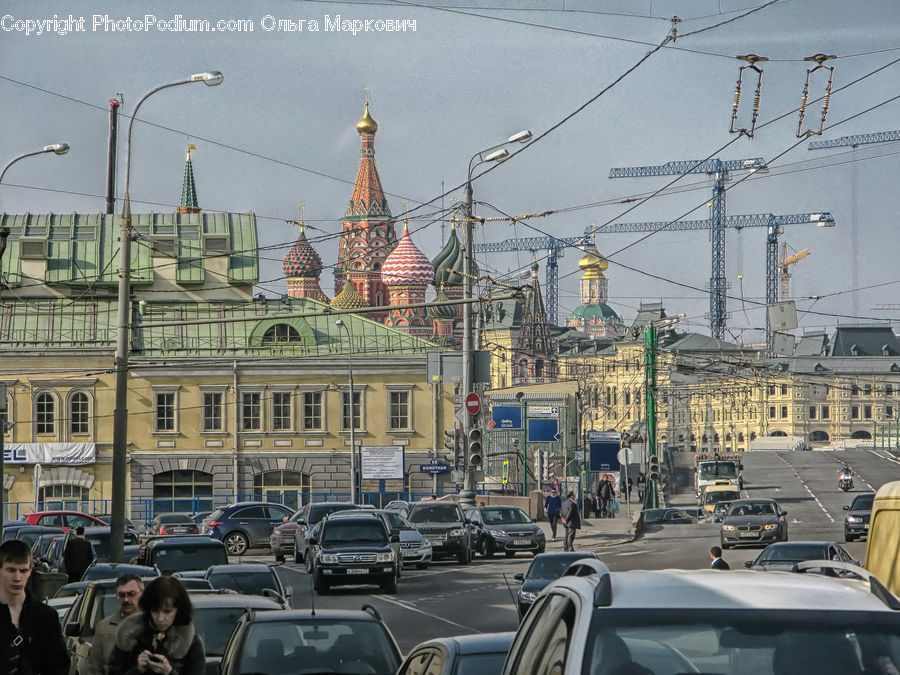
567,303,621,321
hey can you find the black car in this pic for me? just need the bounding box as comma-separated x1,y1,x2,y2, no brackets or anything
143,535,228,575
91,514,139,535
60,526,138,564
466,505,546,558
203,502,294,555
289,501,358,565
843,491,875,541
308,512,399,594
2,524,66,546
203,562,291,605
743,541,859,571
398,632,515,675
146,512,200,536
407,501,472,564
218,606,402,675
81,562,159,581
513,551,599,618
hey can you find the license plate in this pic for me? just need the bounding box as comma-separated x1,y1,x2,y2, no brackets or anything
346,568,367,575
739,532,758,538
513,539,531,545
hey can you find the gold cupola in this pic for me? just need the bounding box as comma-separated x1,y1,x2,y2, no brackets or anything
579,234,609,280
357,102,378,135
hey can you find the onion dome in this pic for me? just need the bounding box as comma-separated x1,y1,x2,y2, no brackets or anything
381,223,433,286
432,223,467,287
427,285,459,320
330,274,368,310
283,222,323,279
579,237,609,279
357,102,378,135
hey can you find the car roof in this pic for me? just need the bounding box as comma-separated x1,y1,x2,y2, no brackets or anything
206,563,273,573
147,535,224,547
244,608,386,623
419,632,516,655
221,502,290,509
188,590,283,609
531,551,598,562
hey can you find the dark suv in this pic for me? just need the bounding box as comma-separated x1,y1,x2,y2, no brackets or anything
203,502,294,555
407,501,472,564
843,491,875,541
308,512,399,594
283,501,357,566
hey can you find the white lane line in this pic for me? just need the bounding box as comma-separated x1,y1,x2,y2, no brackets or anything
614,550,647,557
375,594,484,631
804,481,834,523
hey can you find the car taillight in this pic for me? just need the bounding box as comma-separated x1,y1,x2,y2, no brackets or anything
207,521,222,528
159,526,168,534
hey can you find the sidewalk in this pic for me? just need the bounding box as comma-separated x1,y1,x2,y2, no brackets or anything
536,500,638,551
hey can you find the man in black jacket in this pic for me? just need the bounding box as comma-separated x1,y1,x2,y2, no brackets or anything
63,526,95,583
0,538,69,675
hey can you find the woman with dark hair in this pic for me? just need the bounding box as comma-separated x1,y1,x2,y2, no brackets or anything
108,576,204,675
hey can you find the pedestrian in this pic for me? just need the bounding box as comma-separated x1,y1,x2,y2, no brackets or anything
0,538,69,675
637,472,647,503
543,487,562,541
63,526,96,583
559,491,582,552
107,576,204,675
84,573,145,675
710,546,730,570
599,477,614,518
626,477,634,502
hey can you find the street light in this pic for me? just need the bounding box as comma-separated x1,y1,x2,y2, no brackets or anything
110,71,223,563
460,129,532,507
0,141,70,524
335,319,356,504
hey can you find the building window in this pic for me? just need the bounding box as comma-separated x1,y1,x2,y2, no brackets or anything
887,406,894,419
70,392,89,435
203,392,224,432
262,324,302,343
851,406,859,420
634,388,641,407
822,405,830,419
272,391,293,431
253,470,310,510
769,406,776,419
153,469,213,513
809,406,817,420
605,387,611,406
36,393,55,435
887,384,894,396
302,391,323,431
768,385,775,395
624,390,631,406
342,390,362,431
864,405,873,419
781,385,788,396
39,484,89,511
389,391,410,431
155,392,176,432
851,384,859,396
780,406,788,419
242,392,262,431
864,384,873,396
534,359,544,379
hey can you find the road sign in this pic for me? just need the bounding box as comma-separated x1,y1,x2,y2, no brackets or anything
465,392,481,415
528,418,559,442
490,405,523,430
590,440,621,471
529,406,559,417
617,448,634,465
419,460,451,474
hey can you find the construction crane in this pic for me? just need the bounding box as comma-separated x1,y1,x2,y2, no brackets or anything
780,244,810,301
608,157,768,339
809,130,900,317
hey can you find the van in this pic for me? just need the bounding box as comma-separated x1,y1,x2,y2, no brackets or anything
864,480,900,594
700,483,743,514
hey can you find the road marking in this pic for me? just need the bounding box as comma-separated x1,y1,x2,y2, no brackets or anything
614,550,647,557
777,452,834,523
374,594,484,631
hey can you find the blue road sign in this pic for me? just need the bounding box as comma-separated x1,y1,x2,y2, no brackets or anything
419,461,451,474
589,441,621,472
491,405,523,430
528,418,559,442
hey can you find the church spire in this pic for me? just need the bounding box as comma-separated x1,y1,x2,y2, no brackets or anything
176,144,201,214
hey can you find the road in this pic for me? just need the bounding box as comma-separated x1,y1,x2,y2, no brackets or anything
271,449,900,653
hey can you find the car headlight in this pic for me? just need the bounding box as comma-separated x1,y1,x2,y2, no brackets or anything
319,553,338,564
722,525,735,531
376,551,395,563
518,590,537,602
420,540,432,549
487,528,506,538
763,523,779,530
449,528,465,537
846,516,863,524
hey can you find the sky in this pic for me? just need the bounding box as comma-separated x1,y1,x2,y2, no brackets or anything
2,0,899,345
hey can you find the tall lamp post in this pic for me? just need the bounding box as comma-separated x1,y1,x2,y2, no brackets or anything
0,142,70,524
335,319,356,504
110,72,223,563
460,130,532,506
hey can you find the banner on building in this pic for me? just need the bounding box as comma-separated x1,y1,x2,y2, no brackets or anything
360,445,405,480
3,442,96,465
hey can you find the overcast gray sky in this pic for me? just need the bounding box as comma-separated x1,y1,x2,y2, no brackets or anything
2,0,899,342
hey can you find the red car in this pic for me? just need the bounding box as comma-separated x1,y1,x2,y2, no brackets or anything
23,511,108,532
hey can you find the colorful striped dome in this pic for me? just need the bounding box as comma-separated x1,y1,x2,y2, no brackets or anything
283,223,323,279
330,275,368,310
381,224,433,286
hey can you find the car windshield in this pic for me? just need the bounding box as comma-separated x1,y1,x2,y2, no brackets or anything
527,556,589,580
483,508,530,525
408,504,461,523
208,571,279,596
322,522,387,546
705,491,741,504
852,494,875,510
194,606,271,656
455,653,509,675
727,502,775,517
757,544,830,564
159,514,193,524
238,619,399,675
311,504,357,524
699,463,738,480
586,611,900,675
152,546,227,573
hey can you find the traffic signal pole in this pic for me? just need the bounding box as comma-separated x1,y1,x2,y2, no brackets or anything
644,323,659,509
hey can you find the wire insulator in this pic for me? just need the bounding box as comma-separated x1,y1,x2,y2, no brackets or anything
730,56,768,138
797,55,837,138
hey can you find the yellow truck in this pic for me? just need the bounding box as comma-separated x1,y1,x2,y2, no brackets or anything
865,480,900,594
699,482,743,514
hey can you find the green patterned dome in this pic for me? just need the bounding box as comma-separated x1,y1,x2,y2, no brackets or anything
567,303,621,322
427,286,458,320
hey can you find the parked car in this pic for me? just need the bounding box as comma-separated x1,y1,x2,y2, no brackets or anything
143,535,229,575
406,500,472,564
31,532,66,565
513,551,599,618
384,500,412,518
2,524,66,546
60,526,139,564
146,512,200,536
23,511,109,531
398,632,515,675
218,606,402,675
288,501,357,565
191,511,213,525
203,562,291,605
843,491,875,541
203,502,294,555
91,514,139,534
502,558,900,675
466,505,545,558
719,498,789,548
743,541,859,571
81,562,159,581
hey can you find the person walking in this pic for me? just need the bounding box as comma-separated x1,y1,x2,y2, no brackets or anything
710,546,730,570
108,576,204,675
84,574,144,675
599,477,614,518
559,491,582,552
543,487,562,541
636,472,647,503
63,526,96,583
0,538,69,675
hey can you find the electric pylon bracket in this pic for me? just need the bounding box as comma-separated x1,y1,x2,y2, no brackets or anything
731,54,769,138
797,54,836,138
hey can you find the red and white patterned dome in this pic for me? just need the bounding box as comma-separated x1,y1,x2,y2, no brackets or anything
381,224,433,286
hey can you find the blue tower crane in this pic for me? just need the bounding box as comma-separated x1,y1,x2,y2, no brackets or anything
608,157,767,339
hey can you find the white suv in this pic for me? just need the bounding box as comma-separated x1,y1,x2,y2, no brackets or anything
502,559,900,675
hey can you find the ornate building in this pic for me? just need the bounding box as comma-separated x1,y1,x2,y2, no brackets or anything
381,219,434,337
512,262,558,384
566,239,625,339
284,211,328,303
176,144,201,215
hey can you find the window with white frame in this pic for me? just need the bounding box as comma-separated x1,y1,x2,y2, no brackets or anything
36,392,55,435
242,392,262,431
202,392,224,432
69,392,89,435
272,390,293,431
302,391,324,431
341,389,362,431
154,391,177,432
389,390,411,431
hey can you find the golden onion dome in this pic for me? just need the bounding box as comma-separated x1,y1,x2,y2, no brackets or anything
579,238,609,279
357,102,378,135
330,275,368,310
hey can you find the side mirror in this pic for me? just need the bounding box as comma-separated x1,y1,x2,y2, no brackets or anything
743,560,753,569
64,621,82,637
842,505,850,511
390,534,400,543
780,511,788,517
514,573,524,581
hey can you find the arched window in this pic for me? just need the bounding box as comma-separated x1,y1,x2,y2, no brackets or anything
851,430,872,440
809,430,829,442
153,470,213,514
738,432,745,442
750,432,757,441
36,392,55,436
262,324,302,343
69,392,90,436
253,470,310,510
770,430,788,437
519,359,529,379
534,360,544,379
39,484,89,511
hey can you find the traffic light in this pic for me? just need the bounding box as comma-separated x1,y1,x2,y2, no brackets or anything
444,428,462,468
468,427,483,468
648,455,661,482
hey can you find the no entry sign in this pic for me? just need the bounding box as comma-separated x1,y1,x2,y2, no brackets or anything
465,392,481,415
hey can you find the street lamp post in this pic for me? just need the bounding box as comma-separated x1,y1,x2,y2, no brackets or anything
0,142,70,524
460,130,532,506
110,72,222,563
335,319,356,504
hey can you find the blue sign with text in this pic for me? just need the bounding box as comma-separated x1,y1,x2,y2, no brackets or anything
589,441,621,472
419,461,451,474
491,405,523,430
528,418,560,442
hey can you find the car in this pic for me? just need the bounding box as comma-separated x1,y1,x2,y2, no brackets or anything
384,500,412,518
218,606,402,675
513,551,599,618
288,501,358,565
699,484,742,513
398,632,515,675
719,498,788,549
143,535,229,575
502,558,900,675
2,523,66,546
31,532,66,565
843,491,875,541
60,526,139,563
191,511,213,525
22,511,109,531
406,500,473,564
52,576,212,601
91,514,139,534
202,501,294,555
640,507,702,526
308,511,400,594
466,505,546,558
324,510,405,577
81,562,160,581
203,562,291,605
383,510,432,570
743,541,859,571
145,512,200,536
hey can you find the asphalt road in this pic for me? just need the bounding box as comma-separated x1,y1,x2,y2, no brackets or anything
270,449,900,653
